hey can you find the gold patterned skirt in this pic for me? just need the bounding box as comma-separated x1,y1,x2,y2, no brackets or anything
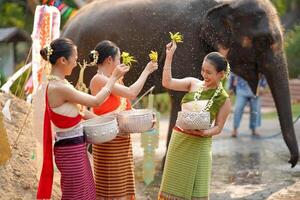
93,135,135,199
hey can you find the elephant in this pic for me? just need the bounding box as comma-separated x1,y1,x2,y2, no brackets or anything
62,0,299,167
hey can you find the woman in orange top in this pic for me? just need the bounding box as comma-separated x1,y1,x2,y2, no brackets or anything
89,40,158,199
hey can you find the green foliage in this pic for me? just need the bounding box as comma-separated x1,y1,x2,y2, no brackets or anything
271,0,300,15
0,70,6,87
0,2,25,28
9,63,31,99
262,103,300,119
271,0,289,15
140,93,171,116
285,24,300,78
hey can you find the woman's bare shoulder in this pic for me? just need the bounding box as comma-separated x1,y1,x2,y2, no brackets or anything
190,79,204,92
49,82,76,95
90,73,105,87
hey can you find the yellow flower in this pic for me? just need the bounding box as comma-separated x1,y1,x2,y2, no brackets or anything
149,51,158,62
169,32,183,43
121,51,137,67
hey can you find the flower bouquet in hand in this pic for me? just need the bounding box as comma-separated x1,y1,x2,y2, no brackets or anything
169,32,183,43
121,51,137,67
149,51,158,62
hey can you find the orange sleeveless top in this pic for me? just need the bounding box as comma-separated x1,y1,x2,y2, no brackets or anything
93,93,131,115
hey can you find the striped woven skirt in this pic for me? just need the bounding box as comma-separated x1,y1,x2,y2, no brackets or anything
159,129,212,200
93,135,135,199
54,136,96,200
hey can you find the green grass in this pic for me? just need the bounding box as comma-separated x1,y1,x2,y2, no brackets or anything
262,103,300,119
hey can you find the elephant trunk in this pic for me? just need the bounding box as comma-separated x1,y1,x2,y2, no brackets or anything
263,51,299,167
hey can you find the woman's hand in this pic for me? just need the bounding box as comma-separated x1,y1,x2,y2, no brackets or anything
111,64,130,79
81,109,98,120
144,61,158,74
166,41,177,57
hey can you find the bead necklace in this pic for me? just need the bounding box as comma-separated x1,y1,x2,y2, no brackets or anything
47,75,70,85
193,82,222,112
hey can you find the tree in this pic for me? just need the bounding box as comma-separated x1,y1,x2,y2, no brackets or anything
285,25,300,78
0,1,34,32
0,2,25,28
271,0,300,15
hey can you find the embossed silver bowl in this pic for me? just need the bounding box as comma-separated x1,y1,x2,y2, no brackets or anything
117,109,154,133
82,116,119,144
176,111,210,130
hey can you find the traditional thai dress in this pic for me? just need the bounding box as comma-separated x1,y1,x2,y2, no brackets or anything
92,92,136,199
37,85,96,200
159,85,228,199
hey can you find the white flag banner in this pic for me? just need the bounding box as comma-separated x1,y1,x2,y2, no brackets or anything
31,5,61,178
0,62,32,94
31,5,60,94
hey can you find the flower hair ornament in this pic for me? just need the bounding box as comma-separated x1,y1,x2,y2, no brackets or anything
90,50,99,65
45,44,53,61
224,63,231,79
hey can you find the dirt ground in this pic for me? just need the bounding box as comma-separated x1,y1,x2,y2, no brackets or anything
0,93,61,199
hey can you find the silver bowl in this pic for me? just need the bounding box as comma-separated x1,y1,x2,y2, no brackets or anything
82,116,119,144
117,109,154,133
176,111,210,130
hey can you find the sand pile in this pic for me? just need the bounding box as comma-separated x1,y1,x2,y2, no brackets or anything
0,92,60,199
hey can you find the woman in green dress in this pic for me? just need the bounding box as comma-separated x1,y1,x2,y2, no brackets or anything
159,41,231,200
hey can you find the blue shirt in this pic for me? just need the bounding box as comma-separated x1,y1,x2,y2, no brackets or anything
229,74,267,97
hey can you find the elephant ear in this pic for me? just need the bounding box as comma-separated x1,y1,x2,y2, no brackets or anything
201,4,233,52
